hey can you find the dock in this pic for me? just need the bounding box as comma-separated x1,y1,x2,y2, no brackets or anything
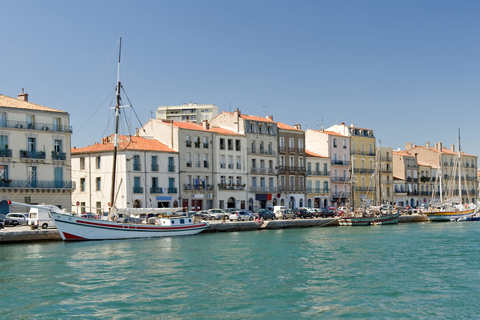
0,214,429,243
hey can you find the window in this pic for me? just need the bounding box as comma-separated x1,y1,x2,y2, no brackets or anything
219,138,225,150
0,135,8,150
228,156,233,169
235,139,241,151
133,155,140,171
80,178,86,192
203,137,209,148
228,139,233,150
220,155,226,168
194,153,200,168
251,141,256,153
0,112,6,127
54,118,61,132
343,140,347,149
279,137,284,148
204,154,209,168
27,115,35,129
55,167,63,188
185,135,192,147
194,136,200,148
269,177,274,187
333,138,337,148
80,157,85,170
236,156,241,169
28,137,36,152
96,177,101,191
168,157,175,172
96,156,101,169
54,139,63,153
186,153,192,167
151,156,158,171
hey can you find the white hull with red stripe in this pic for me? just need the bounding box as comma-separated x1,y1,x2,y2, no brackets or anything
52,212,209,241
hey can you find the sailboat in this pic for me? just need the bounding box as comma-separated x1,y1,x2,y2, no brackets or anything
424,129,475,222
339,142,400,226
11,38,209,240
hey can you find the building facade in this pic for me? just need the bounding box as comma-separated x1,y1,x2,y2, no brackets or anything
0,92,73,213
156,103,218,124
305,150,330,208
71,135,178,214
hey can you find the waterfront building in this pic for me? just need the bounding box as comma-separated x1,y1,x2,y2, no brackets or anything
71,135,178,214
305,129,351,207
140,119,214,211
418,162,434,206
305,150,330,208
377,146,394,206
327,123,376,208
0,92,73,213
404,142,477,204
210,109,278,211
156,103,218,124
393,175,407,208
393,150,420,208
276,121,306,209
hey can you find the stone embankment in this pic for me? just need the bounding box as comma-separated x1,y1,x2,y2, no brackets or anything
0,214,429,243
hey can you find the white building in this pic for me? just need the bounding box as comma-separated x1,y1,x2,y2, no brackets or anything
0,92,73,213
71,134,178,214
156,103,218,124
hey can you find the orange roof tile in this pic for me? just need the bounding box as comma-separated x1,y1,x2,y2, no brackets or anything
0,93,68,114
208,126,243,136
277,122,302,131
72,135,176,154
305,150,328,158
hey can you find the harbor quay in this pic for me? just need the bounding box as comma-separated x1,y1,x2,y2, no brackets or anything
0,214,428,244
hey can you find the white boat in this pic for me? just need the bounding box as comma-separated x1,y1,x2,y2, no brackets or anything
10,38,209,241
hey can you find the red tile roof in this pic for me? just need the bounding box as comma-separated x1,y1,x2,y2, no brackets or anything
72,135,176,154
305,150,328,158
277,122,301,131
0,93,68,114
154,119,242,135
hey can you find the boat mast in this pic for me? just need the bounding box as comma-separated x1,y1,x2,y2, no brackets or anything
458,128,462,203
109,37,122,214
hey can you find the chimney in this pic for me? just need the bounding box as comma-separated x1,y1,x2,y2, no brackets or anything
405,142,413,150
426,141,430,149
341,122,345,125
202,120,209,130
451,144,455,152
234,108,240,133
17,88,28,101
294,124,301,130
266,115,273,121
351,123,354,128
437,142,443,152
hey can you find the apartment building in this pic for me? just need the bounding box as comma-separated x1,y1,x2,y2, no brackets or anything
377,146,394,205
71,135,178,214
277,121,306,209
156,103,218,124
393,150,420,208
327,123,376,208
305,129,351,207
405,142,477,204
210,109,277,211
305,150,330,208
0,92,73,213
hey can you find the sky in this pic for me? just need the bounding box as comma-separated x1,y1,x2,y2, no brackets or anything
1,0,480,157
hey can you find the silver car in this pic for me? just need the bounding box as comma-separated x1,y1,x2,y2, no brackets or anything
6,213,29,225
207,209,224,220
229,210,253,221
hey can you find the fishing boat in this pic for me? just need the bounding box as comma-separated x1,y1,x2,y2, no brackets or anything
11,38,209,241
423,130,476,222
338,211,400,226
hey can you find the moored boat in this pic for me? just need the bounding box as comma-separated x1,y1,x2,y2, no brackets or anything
338,212,400,226
423,205,475,222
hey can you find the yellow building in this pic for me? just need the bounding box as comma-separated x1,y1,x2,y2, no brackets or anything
327,123,376,208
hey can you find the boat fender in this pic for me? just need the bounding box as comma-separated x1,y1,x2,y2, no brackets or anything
155,219,159,225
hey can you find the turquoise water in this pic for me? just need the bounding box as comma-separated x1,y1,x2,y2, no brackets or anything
2,222,480,319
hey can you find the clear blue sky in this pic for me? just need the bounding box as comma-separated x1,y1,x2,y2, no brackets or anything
2,0,480,157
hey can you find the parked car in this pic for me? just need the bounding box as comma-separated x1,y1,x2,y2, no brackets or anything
207,209,224,220
229,210,253,221
318,208,337,218
275,209,296,219
0,213,20,227
6,213,29,225
255,209,276,220
294,208,314,219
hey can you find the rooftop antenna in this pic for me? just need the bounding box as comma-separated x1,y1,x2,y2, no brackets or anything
316,118,319,129
321,117,324,130
150,111,154,119
262,105,267,117
305,122,308,129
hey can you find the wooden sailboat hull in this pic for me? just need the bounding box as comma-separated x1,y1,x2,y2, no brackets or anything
338,213,400,226
52,213,209,241
424,209,475,221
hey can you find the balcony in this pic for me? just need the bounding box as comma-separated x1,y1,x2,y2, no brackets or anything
203,142,209,148
331,177,350,183
150,187,164,193
52,151,67,161
0,149,12,158
331,160,350,166
168,165,175,172
278,165,287,173
218,184,245,191
354,186,371,192
278,185,307,192
331,192,350,198
151,164,159,171
306,170,330,176
249,186,277,193
279,146,286,154
0,120,73,133
306,187,328,194
133,163,141,171
133,186,144,193
0,179,75,189
167,187,177,193
20,150,46,159
183,184,211,191
251,167,258,174
185,141,192,147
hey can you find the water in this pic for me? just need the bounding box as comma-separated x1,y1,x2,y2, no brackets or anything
2,222,480,319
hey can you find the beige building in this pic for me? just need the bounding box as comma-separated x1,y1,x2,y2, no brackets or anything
305,150,330,208
0,92,73,213
378,147,394,205
156,103,218,124
393,150,420,208
71,135,178,214
405,142,477,204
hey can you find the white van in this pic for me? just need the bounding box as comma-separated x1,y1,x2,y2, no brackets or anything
28,205,61,230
